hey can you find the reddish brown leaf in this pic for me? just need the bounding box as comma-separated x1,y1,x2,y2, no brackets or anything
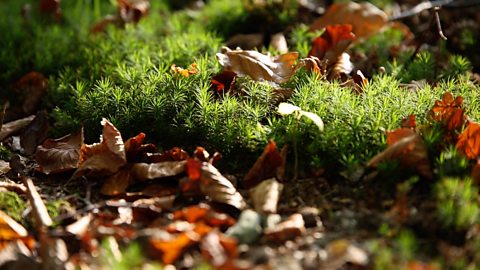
39,0,62,19
309,2,388,39
472,159,480,185
308,24,355,67
386,128,417,146
35,128,83,174
243,140,286,189
401,114,417,129
147,147,189,162
73,118,127,178
186,158,202,181
173,204,210,223
14,72,48,115
150,222,212,264
456,121,480,159
211,71,237,95
368,132,432,179
264,214,305,243
124,132,155,162
216,47,299,84
428,92,465,132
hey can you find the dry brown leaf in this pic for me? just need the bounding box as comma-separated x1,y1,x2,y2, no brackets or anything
216,47,299,84
35,128,83,174
100,166,134,196
118,0,149,23
20,111,49,156
73,118,127,178
0,115,35,142
130,161,186,181
249,178,283,214
368,132,432,179
310,2,388,40
308,24,355,67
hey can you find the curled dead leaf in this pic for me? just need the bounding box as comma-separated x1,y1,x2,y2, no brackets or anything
308,24,355,67
36,128,83,174
368,132,432,179
216,47,299,84
73,118,126,178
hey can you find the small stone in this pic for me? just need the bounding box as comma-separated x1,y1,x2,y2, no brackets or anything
299,207,322,228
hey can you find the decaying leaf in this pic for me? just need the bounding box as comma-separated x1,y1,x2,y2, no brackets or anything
216,47,299,84
386,127,417,146
456,121,480,159
74,118,127,178
310,2,388,40
308,24,355,66
368,132,432,179
124,132,156,162
36,128,83,174
0,115,35,142
401,114,417,129
100,166,134,196
20,111,49,156
243,140,286,189
249,178,283,214
428,92,465,132
264,213,305,243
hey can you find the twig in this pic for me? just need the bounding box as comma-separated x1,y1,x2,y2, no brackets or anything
390,0,480,21
434,7,447,40
22,176,53,229
0,179,27,194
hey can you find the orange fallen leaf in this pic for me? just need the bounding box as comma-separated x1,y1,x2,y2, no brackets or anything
150,222,212,264
309,2,388,40
401,114,417,129
36,128,83,174
428,92,465,132
456,121,480,159
0,210,34,251
308,24,355,68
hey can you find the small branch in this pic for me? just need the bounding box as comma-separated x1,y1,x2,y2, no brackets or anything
389,0,453,21
22,176,53,230
434,7,447,40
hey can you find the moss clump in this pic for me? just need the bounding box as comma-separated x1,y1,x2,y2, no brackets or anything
0,190,27,222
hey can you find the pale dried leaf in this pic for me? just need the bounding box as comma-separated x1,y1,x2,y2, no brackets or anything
35,128,83,174
264,213,305,243
65,214,93,237
200,162,246,210
217,47,299,84
131,161,186,181
310,2,388,39
250,178,283,214
0,210,28,239
0,115,35,142
270,32,288,54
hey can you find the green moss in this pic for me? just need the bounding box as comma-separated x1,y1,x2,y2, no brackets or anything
0,144,13,161
0,190,27,222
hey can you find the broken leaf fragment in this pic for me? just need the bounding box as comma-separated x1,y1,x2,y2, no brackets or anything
36,128,83,174
216,47,299,84
243,140,286,189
